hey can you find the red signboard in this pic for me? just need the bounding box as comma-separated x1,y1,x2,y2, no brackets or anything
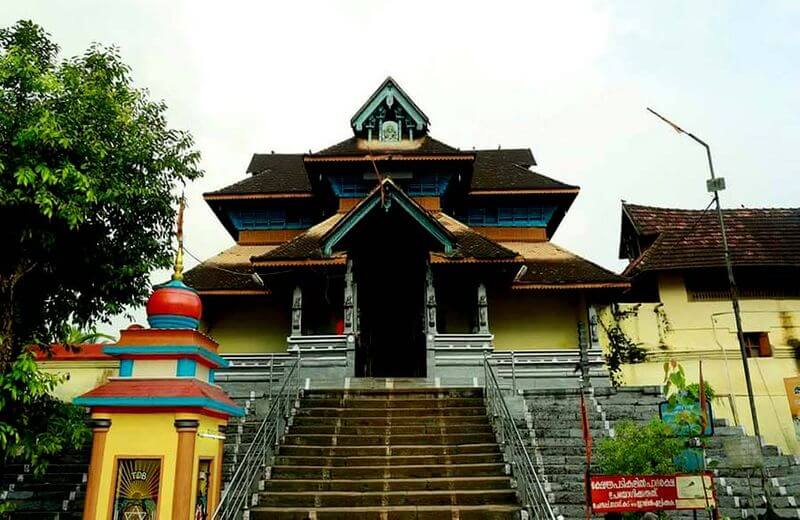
590,474,715,513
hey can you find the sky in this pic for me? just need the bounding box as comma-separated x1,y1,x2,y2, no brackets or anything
4,1,800,331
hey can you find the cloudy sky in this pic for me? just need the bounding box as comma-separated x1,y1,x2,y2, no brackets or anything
4,1,799,328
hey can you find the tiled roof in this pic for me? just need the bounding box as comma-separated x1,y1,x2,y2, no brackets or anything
622,203,800,274
205,154,311,196
77,378,241,412
312,136,465,156
470,149,577,192
183,245,276,292
252,214,344,263
252,211,519,265
502,241,629,288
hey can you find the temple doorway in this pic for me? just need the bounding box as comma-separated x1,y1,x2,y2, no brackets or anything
349,208,428,378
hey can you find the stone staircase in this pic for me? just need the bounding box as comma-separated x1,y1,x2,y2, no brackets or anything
520,386,800,520
238,387,522,519
1,448,90,519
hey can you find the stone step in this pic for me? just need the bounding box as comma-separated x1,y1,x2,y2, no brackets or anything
292,415,489,427
287,424,493,436
303,388,484,399
270,463,508,480
282,433,497,446
273,452,504,467
277,444,500,458
249,504,520,520
295,407,488,418
256,489,518,508
2,472,87,485
263,476,513,493
300,398,485,409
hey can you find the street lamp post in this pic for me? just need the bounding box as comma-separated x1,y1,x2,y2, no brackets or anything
646,108,762,441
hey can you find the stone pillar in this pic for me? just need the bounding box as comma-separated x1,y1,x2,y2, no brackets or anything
82,417,111,520
344,260,355,334
425,266,437,334
291,285,302,336
173,419,199,520
477,283,489,334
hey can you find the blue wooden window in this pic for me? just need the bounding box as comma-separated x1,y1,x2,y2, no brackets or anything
407,173,451,196
328,173,452,198
466,205,552,227
228,208,315,230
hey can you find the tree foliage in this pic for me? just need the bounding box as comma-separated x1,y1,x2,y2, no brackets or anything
0,20,202,370
596,419,684,475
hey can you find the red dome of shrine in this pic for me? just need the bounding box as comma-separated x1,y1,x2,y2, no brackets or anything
146,279,202,329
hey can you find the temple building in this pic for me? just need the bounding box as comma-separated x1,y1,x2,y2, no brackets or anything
184,77,627,384
602,203,800,454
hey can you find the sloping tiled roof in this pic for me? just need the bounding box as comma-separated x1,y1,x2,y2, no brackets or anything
311,136,466,157
183,245,276,292
252,214,345,263
433,214,520,262
470,149,578,192
252,211,519,265
622,203,800,274
205,154,311,196
502,241,629,288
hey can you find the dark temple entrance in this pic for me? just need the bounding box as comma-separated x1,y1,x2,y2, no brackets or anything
349,207,428,378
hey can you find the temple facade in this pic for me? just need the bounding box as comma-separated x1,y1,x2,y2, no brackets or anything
184,77,627,385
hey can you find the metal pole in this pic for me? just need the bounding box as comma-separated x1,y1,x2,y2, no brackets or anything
647,108,762,440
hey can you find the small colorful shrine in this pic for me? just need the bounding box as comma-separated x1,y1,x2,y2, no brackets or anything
74,268,243,520
185,77,628,383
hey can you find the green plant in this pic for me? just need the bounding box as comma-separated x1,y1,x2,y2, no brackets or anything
0,351,91,469
595,419,683,475
599,304,647,387
662,361,715,437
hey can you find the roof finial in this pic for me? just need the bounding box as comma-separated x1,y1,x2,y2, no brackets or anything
172,193,185,281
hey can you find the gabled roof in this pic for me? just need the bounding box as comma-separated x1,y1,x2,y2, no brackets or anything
470,149,578,193
620,203,800,275
322,178,455,255
351,76,429,132
251,181,520,266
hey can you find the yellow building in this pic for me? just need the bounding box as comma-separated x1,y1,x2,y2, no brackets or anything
600,203,800,454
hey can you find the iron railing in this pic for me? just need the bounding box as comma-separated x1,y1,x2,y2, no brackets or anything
483,356,557,520
212,355,302,520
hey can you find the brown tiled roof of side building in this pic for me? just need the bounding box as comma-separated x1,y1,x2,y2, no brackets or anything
622,203,800,275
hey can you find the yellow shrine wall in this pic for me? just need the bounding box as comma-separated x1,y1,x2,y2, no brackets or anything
598,271,800,454
201,295,290,354
90,412,225,520
38,360,118,401
491,291,582,350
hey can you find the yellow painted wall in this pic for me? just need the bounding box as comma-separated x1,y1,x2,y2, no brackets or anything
491,291,581,349
90,412,225,520
39,360,118,401
598,271,800,454
202,296,290,354
133,359,177,378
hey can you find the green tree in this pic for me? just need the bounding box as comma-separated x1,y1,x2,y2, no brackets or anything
0,20,202,368
0,19,201,491
596,419,684,475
